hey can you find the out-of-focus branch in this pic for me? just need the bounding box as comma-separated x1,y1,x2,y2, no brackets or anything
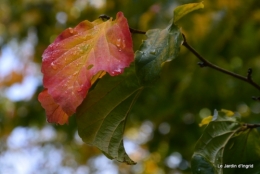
182,34,260,97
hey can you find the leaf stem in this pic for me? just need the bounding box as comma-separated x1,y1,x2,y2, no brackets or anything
182,34,260,92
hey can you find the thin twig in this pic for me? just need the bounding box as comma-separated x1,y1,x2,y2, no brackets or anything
181,34,260,92
252,96,260,101
243,123,260,129
129,28,146,34
99,14,111,21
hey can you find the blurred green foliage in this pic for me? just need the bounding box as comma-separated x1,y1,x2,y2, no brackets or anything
1,0,260,173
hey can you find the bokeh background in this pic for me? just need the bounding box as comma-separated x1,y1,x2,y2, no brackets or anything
1,0,260,173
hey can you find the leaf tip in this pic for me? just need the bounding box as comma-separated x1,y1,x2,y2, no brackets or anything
173,2,204,23
38,89,70,125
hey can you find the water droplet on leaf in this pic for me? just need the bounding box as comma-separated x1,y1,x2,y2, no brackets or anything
51,62,57,70
116,38,125,51
68,28,74,34
121,39,126,49
111,68,122,76
77,85,84,92
116,38,121,47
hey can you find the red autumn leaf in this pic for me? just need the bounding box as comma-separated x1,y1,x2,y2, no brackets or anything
38,89,69,124
38,12,134,124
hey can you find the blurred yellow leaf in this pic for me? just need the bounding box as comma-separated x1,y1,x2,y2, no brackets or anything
173,2,204,23
1,71,24,87
221,109,235,117
144,157,160,174
22,9,42,26
199,116,213,127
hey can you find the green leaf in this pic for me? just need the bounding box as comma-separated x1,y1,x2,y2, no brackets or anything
191,110,242,174
191,154,215,174
173,2,204,23
233,163,260,174
135,22,183,85
223,129,260,174
76,66,142,165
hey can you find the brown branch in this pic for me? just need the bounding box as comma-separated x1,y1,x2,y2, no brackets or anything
129,28,146,34
243,123,260,129
181,34,260,93
99,14,111,21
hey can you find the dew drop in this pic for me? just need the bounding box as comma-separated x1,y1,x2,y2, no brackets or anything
116,38,124,51
121,39,126,49
68,28,74,34
51,62,57,70
77,88,82,92
111,68,122,76
116,38,121,47
73,72,77,76
77,85,84,92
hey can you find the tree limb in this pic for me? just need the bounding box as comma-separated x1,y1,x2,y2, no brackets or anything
243,123,260,129
181,34,260,94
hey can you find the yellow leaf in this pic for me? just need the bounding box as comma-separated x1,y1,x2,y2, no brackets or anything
199,116,213,127
221,109,234,117
173,2,204,23
90,71,106,85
